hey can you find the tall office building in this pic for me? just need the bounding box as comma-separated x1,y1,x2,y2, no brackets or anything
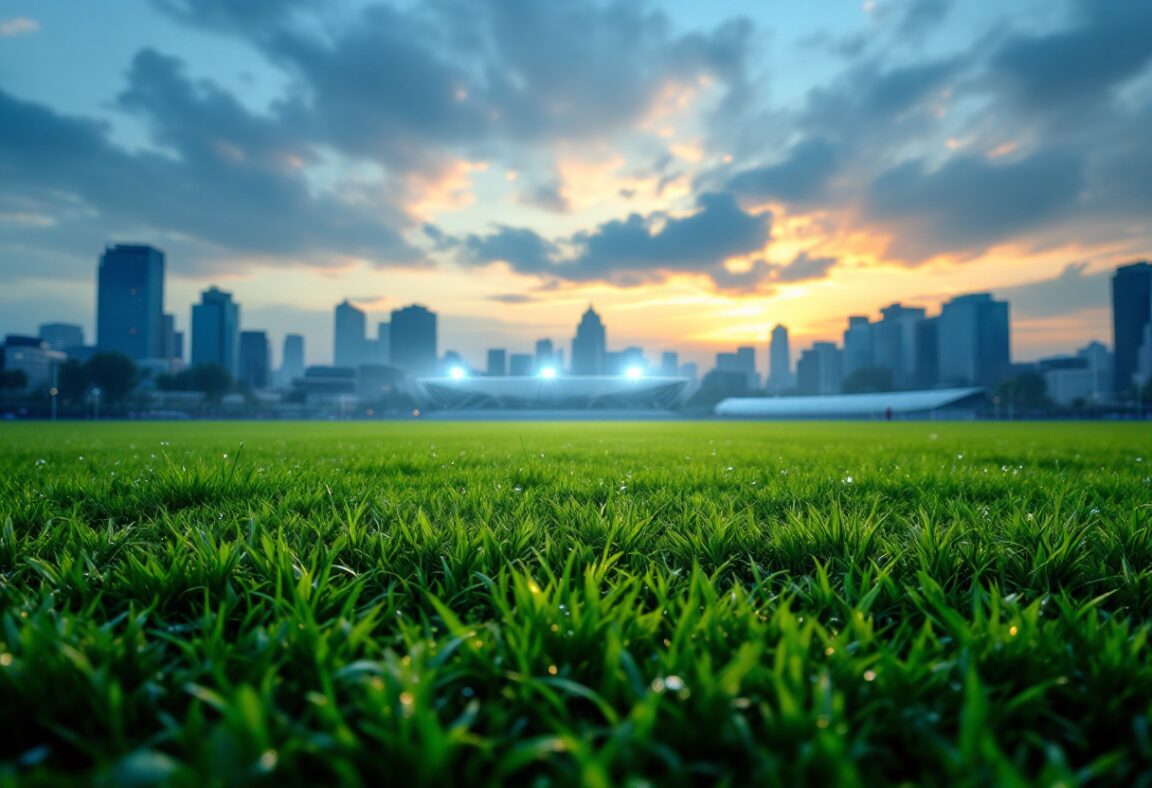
389,304,438,375
375,322,391,365
937,293,1010,387
717,346,758,389
660,351,679,376
238,331,270,390
486,348,507,377
535,338,555,371
281,334,305,385
1111,261,1152,394
914,317,939,389
38,323,84,352
162,314,179,361
571,306,607,375
768,324,792,393
873,303,926,389
191,286,240,375
96,244,165,360
842,316,873,378
334,300,367,368
796,342,843,395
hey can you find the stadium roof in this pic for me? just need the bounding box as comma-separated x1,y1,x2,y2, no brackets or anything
413,375,690,410
714,388,985,418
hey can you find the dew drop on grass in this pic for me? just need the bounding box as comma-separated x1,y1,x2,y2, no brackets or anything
842,476,853,485
258,750,278,772
863,670,876,682
548,665,558,675
0,653,12,667
461,687,475,698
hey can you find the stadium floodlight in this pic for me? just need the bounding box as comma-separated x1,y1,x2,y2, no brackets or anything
538,366,558,379
448,366,467,380
624,366,644,380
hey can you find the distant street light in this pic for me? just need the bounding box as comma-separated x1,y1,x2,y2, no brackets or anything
538,366,558,380
624,366,644,380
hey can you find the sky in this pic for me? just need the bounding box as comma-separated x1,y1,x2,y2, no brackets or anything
0,0,1149,369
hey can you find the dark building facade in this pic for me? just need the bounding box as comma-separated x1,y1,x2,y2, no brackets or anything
937,293,1010,388
96,244,165,360
486,348,507,377
1112,261,1152,394
571,306,607,375
238,331,270,390
389,304,438,375
191,286,240,375
334,300,368,368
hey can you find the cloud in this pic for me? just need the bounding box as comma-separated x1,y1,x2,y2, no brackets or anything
710,252,838,293
0,17,38,37
0,57,423,272
896,0,952,40
456,191,774,289
864,150,1085,261
988,0,1152,115
486,293,539,304
727,137,839,204
992,262,1112,319
518,180,570,213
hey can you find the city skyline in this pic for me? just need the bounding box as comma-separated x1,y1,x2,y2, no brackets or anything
1,1,1149,366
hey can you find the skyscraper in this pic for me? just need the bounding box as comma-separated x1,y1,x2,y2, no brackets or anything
873,303,926,389
191,286,240,375
334,300,367,368
842,316,873,378
796,342,843,395
38,323,84,352
535,338,555,371
768,324,792,393
486,348,507,377
281,334,305,384
571,306,606,375
96,244,165,360
660,351,679,376
389,304,438,375
162,314,178,361
509,353,534,376
937,293,1010,388
238,331,270,390
1111,261,1152,394
375,322,391,365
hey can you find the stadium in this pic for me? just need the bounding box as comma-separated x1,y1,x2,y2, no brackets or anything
413,368,691,411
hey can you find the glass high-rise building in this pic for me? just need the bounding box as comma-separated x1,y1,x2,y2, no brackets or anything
334,300,368,368
191,286,240,375
96,244,165,360
1111,261,1152,394
38,323,84,352
571,306,606,375
873,303,926,389
389,304,438,375
238,331,270,390
842,316,873,378
486,348,507,376
937,293,1010,388
768,324,792,393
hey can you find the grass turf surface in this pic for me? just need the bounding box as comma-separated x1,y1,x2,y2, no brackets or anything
1,421,1151,785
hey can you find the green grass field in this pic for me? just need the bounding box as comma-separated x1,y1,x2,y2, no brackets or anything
1,421,1150,785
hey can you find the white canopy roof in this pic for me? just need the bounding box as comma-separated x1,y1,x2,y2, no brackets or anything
714,387,985,418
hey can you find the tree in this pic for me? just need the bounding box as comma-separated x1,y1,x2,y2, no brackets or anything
187,364,233,403
996,372,1050,414
85,353,138,404
58,359,89,401
842,366,894,394
0,369,28,393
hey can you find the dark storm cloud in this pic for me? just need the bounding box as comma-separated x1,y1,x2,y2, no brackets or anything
151,0,315,31
726,137,839,204
455,192,774,289
864,150,1085,260
988,0,1152,115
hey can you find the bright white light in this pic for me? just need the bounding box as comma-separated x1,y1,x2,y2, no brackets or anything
538,366,558,379
448,366,467,380
624,366,644,380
